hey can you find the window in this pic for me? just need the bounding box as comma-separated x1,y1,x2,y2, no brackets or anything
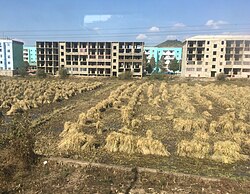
219,69,222,72
196,68,202,71
0,49,2,52
186,68,195,71
221,41,224,45
7,49,10,52
73,68,78,71
214,44,217,48
61,45,64,49
113,52,117,56
8,62,10,64
8,55,10,58
221,48,224,52
212,58,216,61
220,62,223,65
113,66,116,69
113,46,117,50
206,48,209,51
206,55,209,58
205,68,208,72
61,58,64,62
207,41,210,44
220,55,223,58
113,59,116,63
213,51,217,55
212,65,216,68
80,68,87,71
206,62,208,65
0,61,2,64
61,52,64,56
245,55,250,58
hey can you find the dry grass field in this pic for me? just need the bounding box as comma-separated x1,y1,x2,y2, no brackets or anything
0,76,250,193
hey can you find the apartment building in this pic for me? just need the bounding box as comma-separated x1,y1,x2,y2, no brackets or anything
23,46,37,71
36,41,144,77
0,39,23,76
144,47,182,70
182,35,250,78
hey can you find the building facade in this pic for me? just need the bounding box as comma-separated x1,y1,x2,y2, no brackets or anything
0,39,23,76
36,41,144,77
182,35,250,78
23,46,37,67
144,46,182,69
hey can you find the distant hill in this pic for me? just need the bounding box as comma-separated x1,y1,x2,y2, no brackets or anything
156,40,183,47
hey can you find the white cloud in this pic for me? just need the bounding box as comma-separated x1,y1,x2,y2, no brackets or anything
149,26,160,32
206,20,228,29
136,34,147,40
173,22,186,28
84,15,112,24
93,27,100,31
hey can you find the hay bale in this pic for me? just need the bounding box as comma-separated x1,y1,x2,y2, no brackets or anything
58,121,95,152
193,129,209,141
131,119,141,129
104,131,169,156
58,132,95,152
177,139,210,159
137,137,170,156
209,121,217,134
211,140,249,164
104,132,137,154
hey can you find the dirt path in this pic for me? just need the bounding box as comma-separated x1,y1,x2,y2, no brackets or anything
45,156,220,182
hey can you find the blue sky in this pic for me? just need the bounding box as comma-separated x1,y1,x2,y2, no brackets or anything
0,0,250,46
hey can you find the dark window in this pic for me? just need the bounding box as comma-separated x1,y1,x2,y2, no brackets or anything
61,45,64,49
61,58,64,62
212,65,216,68
213,58,216,61
113,52,117,56
220,55,223,58
113,46,117,50
221,41,224,45
113,59,116,63
213,51,217,55
206,48,209,51
214,44,217,48
61,52,64,56
206,55,209,58
221,48,224,52
207,41,210,44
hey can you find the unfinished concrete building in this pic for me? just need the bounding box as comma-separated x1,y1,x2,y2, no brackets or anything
181,35,250,78
36,41,144,77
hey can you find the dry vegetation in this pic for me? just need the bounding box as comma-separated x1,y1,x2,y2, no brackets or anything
0,79,102,115
1,77,250,192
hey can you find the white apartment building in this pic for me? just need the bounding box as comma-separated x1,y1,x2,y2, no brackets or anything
0,39,24,76
181,35,250,78
36,41,144,77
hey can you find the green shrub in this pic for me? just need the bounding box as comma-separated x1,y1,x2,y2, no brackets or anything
216,73,227,81
36,68,47,78
59,68,69,79
118,71,133,80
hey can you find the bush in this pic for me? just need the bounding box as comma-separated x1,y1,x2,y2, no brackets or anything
59,68,69,79
149,73,175,81
216,73,227,81
118,71,133,80
36,68,47,78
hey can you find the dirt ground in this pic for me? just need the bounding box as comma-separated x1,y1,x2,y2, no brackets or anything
0,76,250,193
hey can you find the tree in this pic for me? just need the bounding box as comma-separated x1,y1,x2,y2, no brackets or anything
168,58,181,72
36,68,47,78
158,55,166,72
59,68,69,79
149,56,156,68
143,52,148,69
18,61,29,77
145,63,153,74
